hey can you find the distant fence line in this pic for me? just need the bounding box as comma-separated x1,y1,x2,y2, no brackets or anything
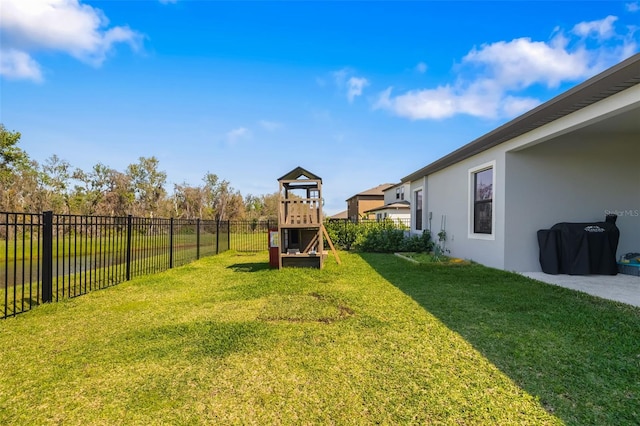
2,211,229,319
325,218,411,231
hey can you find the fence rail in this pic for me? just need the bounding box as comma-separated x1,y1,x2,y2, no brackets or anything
2,211,229,319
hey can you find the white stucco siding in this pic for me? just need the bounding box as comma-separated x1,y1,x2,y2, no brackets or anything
383,183,410,205
371,208,410,221
383,188,396,206
500,85,640,272
387,212,411,221
426,150,506,269
406,81,639,272
505,134,640,272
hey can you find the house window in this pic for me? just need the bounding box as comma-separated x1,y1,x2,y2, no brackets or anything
400,187,404,200
396,188,400,199
415,190,423,231
473,167,493,234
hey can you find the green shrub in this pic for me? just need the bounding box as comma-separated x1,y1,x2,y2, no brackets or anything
323,220,363,250
324,220,433,253
355,227,405,252
400,230,434,253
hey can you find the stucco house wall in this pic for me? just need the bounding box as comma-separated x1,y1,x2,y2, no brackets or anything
403,54,639,273
358,197,385,220
505,133,639,272
346,184,395,221
371,209,411,222
424,149,507,269
384,183,410,206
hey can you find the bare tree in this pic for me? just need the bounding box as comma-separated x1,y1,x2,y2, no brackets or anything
126,157,167,217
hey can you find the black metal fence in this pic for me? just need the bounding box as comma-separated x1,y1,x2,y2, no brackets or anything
2,211,229,319
229,219,277,252
2,214,412,319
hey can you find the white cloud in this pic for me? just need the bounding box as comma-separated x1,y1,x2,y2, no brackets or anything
333,67,369,102
375,86,456,120
415,62,427,73
0,0,143,81
375,15,637,121
462,36,591,88
332,68,350,85
0,48,43,82
258,120,283,131
500,95,541,118
572,15,618,39
346,77,369,103
374,81,539,121
627,2,640,12
226,127,251,144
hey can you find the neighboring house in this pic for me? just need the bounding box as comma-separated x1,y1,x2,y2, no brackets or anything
328,210,348,220
346,183,395,221
363,182,411,223
402,53,640,273
386,182,410,205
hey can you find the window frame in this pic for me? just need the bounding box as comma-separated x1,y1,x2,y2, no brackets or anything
415,189,423,231
468,161,496,240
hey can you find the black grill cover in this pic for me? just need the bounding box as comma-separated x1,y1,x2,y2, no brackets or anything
538,221,619,275
537,229,561,274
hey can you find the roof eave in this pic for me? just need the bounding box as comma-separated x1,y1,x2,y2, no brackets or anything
402,53,640,183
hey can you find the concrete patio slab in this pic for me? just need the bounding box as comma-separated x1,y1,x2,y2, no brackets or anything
521,272,640,308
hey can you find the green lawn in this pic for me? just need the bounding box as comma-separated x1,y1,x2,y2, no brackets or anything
0,251,638,425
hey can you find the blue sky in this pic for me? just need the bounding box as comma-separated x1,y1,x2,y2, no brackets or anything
1,1,639,215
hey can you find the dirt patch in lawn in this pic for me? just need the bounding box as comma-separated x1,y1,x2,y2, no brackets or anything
258,292,354,324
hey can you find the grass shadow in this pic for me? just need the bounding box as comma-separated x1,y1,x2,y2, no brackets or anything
226,262,271,273
122,320,269,361
359,252,640,426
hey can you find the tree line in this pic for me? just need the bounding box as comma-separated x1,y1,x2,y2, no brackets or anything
0,124,279,220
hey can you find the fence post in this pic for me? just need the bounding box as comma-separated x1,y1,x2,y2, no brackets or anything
216,219,220,254
169,218,174,269
227,220,230,252
196,218,201,260
126,215,132,281
41,211,53,303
